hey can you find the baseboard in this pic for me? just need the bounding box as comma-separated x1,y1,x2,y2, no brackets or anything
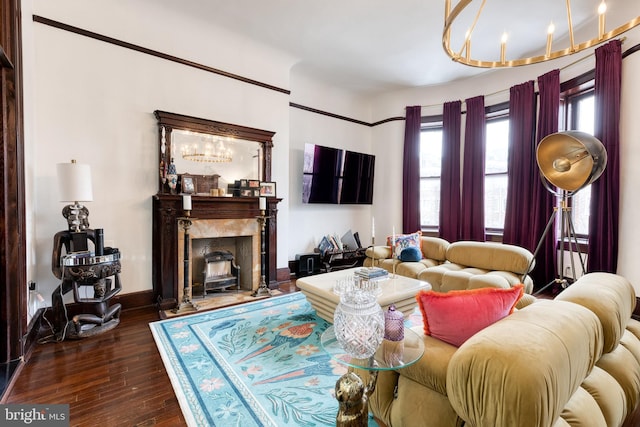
22,309,45,362
111,289,155,310
275,267,291,284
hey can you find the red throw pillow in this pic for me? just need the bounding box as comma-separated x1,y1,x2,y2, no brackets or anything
416,284,524,347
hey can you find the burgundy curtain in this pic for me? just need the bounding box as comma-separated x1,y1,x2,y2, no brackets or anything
460,96,486,241
502,81,536,248
531,69,561,286
588,40,621,273
403,106,422,234
439,100,462,242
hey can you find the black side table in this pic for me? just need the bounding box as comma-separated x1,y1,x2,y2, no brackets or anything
50,230,122,340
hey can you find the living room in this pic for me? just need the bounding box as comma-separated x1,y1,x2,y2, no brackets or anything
2,0,640,424
13,0,640,312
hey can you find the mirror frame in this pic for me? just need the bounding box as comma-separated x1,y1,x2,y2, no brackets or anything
154,110,275,194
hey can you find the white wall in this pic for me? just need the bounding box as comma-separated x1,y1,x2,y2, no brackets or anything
288,71,375,258
617,46,640,294
23,0,294,305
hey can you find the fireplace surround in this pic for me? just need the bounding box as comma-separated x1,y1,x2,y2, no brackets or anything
152,195,279,309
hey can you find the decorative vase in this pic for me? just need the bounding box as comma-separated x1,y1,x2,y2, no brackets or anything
384,304,405,341
333,289,385,359
167,158,177,193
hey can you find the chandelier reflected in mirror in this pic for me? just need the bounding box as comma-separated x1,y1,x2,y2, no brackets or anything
181,134,233,163
443,0,640,68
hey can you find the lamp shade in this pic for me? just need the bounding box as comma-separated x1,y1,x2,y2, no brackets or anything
536,131,607,195
57,160,93,202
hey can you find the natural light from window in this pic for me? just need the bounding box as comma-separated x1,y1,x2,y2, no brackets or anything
419,128,442,228
570,94,594,236
485,118,509,230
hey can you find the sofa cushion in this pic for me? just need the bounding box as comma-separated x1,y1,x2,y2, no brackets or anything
445,241,534,275
416,284,524,347
555,272,636,354
400,246,422,262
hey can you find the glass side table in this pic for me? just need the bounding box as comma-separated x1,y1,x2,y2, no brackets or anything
321,325,425,426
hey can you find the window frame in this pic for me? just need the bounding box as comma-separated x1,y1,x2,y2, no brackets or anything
418,117,444,233
560,81,595,241
484,107,510,235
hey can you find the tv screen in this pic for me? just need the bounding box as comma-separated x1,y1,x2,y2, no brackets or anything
303,143,374,205
340,150,375,204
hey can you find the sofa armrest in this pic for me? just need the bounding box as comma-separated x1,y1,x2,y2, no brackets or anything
447,300,603,427
365,245,392,260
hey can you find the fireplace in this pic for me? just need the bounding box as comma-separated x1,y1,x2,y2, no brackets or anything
152,195,279,309
177,218,261,301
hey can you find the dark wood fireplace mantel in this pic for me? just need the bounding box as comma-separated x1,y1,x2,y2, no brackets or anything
152,194,280,309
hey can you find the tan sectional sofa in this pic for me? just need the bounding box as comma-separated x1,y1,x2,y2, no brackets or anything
364,237,535,294
367,272,640,427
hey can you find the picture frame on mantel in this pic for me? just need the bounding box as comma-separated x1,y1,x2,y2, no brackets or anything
260,182,276,197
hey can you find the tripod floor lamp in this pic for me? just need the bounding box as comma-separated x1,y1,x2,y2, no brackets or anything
531,131,607,295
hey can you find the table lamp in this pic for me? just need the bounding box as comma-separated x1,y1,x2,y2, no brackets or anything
57,159,93,252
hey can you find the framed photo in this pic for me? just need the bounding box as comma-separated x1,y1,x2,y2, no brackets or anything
260,181,276,197
240,189,253,197
181,176,195,194
248,179,260,188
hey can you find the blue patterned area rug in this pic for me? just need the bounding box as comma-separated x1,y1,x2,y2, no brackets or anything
150,292,381,426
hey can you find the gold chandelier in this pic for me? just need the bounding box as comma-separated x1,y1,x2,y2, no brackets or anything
443,0,640,68
181,136,233,163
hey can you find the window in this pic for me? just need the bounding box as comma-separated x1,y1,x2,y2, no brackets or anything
484,117,509,231
419,127,443,230
564,90,595,236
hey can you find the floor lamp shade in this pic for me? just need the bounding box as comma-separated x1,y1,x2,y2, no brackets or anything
536,131,607,194
57,160,93,202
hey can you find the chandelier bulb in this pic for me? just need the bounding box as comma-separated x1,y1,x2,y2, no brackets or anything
547,22,555,35
598,2,607,38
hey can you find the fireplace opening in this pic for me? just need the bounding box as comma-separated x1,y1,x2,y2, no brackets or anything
202,250,239,293
190,235,254,298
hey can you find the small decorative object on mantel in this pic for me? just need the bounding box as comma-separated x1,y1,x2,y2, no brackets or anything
260,181,277,197
167,158,178,194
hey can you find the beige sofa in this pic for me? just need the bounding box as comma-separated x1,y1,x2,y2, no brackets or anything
364,238,535,294
367,272,640,427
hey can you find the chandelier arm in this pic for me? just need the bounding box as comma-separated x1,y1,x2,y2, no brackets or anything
566,0,575,52
442,0,473,60
455,0,487,58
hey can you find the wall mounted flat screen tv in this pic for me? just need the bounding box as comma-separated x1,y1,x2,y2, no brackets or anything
302,143,375,204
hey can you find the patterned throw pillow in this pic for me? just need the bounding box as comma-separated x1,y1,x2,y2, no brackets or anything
416,284,524,347
387,231,421,258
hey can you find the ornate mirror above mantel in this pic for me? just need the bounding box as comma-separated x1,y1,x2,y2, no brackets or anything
152,111,280,310
154,110,274,194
